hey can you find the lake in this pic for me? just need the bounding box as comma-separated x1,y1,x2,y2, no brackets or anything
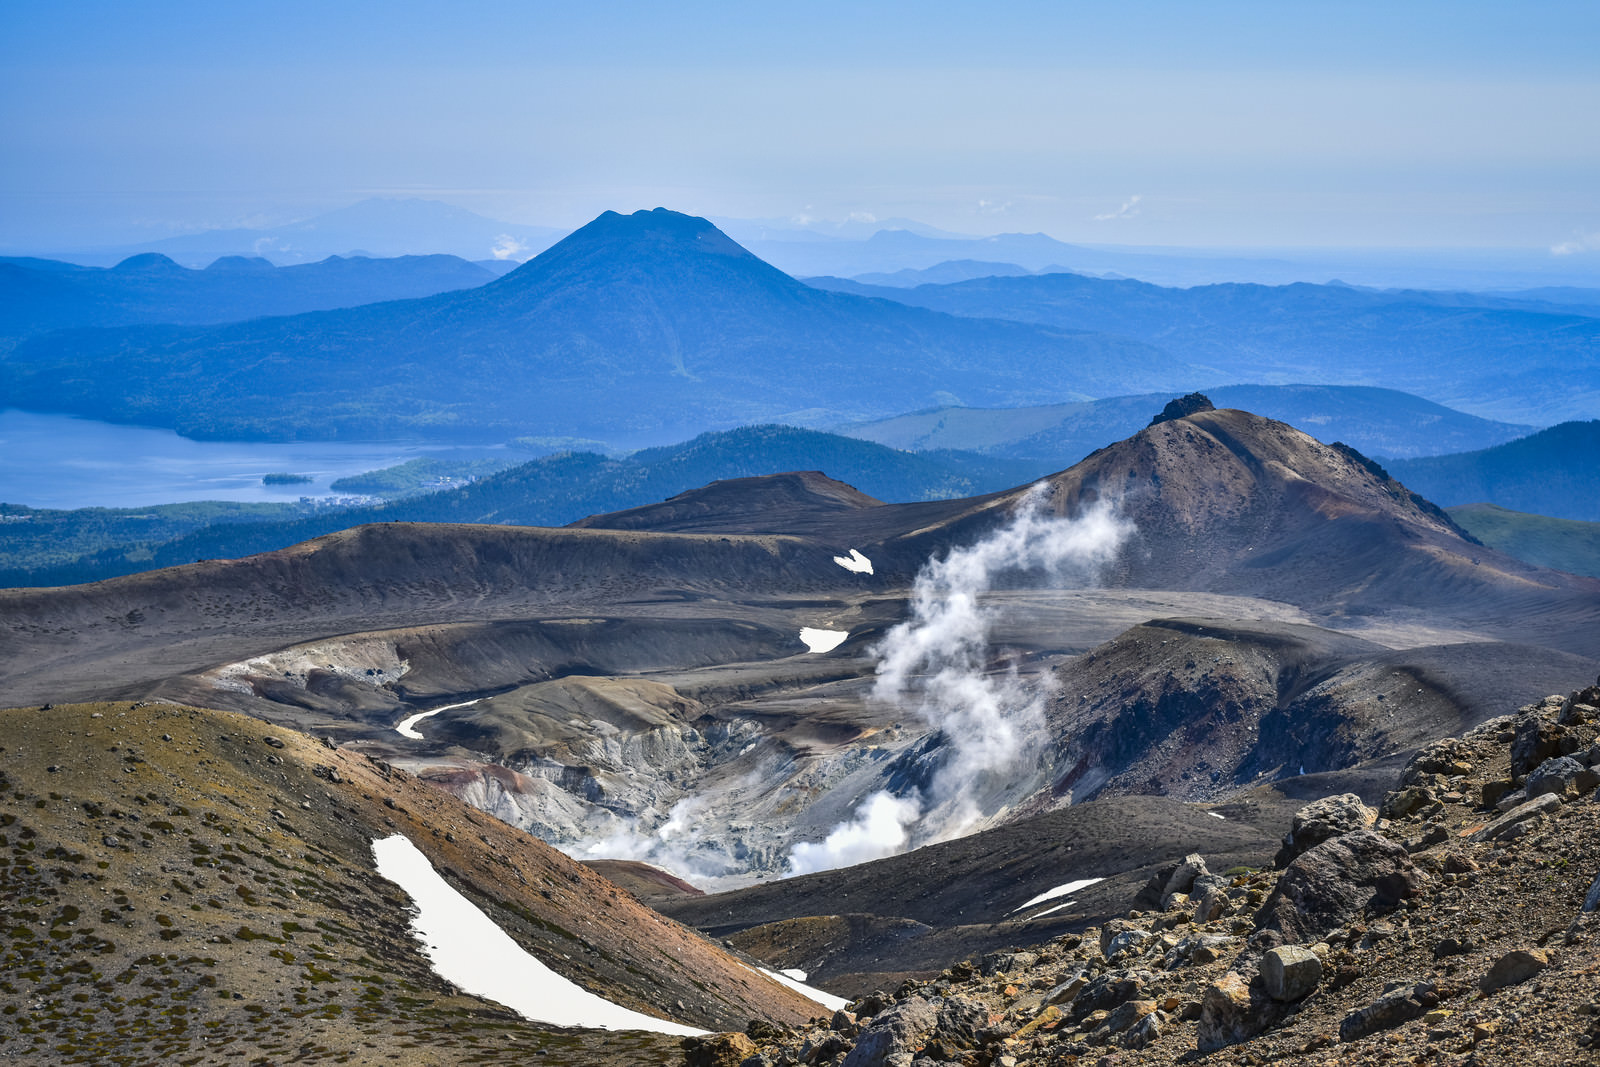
0,409,483,509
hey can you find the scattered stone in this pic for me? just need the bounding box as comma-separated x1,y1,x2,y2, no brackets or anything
1045,972,1090,1005
1403,822,1450,852
1197,972,1259,1052
1160,853,1210,908
980,951,1037,977
1262,946,1323,1002
1339,982,1437,1043
1104,929,1153,960
1121,1010,1163,1050
1274,794,1377,866
1012,1005,1061,1040
1560,691,1600,725
1481,949,1549,993
1495,788,1530,812
261,735,285,749
1470,792,1562,843
1511,712,1564,780
1257,830,1420,944
1088,999,1157,1045
1382,785,1436,820
683,1032,756,1067
1099,919,1139,957
1527,755,1588,799
1586,871,1600,913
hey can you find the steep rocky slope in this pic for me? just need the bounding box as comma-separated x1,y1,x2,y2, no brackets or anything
722,683,1600,1067
0,701,823,1065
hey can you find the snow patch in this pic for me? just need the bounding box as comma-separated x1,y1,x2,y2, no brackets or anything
757,966,849,1012
1023,901,1074,920
396,698,481,740
370,834,704,1035
833,549,873,574
1207,811,1226,820
799,627,849,654
1012,877,1105,913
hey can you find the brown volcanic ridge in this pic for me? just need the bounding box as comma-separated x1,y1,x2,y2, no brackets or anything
1,402,1599,1064
0,701,820,1065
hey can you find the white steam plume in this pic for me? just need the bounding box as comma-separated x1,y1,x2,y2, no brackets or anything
787,486,1131,876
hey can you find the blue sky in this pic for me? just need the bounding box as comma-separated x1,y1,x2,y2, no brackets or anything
3,1,1597,251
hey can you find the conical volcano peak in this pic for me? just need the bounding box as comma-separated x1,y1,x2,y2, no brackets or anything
560,207,753,259
490,206,779,292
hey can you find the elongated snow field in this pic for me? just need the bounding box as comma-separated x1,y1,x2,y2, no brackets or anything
371,834,705,1035
394,698,480,740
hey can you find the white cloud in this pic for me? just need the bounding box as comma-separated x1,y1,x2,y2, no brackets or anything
491,234,528,260
1093,194,1142,221
1551,230,1600,256
976,198,1013,216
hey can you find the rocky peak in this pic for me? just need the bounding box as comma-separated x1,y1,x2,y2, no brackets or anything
1149,391,1216,425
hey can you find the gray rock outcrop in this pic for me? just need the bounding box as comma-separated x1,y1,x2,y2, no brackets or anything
839,996,986,1067
1469,792,1562,843
1273,794,1377,867
1257,830,1420,944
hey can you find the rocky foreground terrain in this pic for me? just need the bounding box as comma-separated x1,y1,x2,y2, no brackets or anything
688,684,1600,1067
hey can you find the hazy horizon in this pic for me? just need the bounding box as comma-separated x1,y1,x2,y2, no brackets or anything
4,2,1598,257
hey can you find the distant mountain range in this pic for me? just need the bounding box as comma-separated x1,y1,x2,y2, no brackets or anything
840,384,1536,463
32,197,567,268
0,251,498,335
4,205,1595,455
0,209,1186,443
1386,421,1600,521
747,227,1600,290
808,272,1600,424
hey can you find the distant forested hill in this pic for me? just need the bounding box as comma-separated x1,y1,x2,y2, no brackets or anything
1387,422,1600,521
0,252,496,335
0,426,1051,588
808,272,1600,426
1449,504,1600,579
841,385,1534,464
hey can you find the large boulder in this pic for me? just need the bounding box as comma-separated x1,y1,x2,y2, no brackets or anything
1196,972,1256,1052
1527,755,1598,799
683,1033,758,1067
1262,945,1323,1002
1511,709,1566,780
1257,830,1421,944
840,996,986,1067
1273,794,1377,867
1340,983,1438,1042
